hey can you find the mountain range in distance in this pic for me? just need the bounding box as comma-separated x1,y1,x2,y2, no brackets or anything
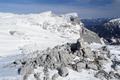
81,17,120,45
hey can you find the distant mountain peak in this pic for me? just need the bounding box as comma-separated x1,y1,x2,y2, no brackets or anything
109,18,120,23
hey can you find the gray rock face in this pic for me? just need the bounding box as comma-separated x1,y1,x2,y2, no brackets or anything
78,39,95,59
80,27,102,44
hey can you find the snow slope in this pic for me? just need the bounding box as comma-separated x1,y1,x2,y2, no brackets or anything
0,11,81,57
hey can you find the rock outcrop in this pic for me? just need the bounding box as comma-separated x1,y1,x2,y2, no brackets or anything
80,27,102,44
12,38,117,80
9,12,119,80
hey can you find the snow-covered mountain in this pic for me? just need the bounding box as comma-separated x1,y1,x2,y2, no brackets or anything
109,18,120,25
0,12,120,80
104,18,120,44
0,11,82,57
82,18,120,45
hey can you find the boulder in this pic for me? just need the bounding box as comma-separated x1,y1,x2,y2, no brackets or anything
34,73,41,80
87,62,98,70
57,66,69,77
114,73,120,79
76,62,86,72
52,73,59,80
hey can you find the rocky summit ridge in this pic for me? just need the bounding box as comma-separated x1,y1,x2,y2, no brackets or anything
3,12,120,80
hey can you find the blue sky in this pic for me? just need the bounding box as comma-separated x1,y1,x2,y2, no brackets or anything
0,0,120,18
